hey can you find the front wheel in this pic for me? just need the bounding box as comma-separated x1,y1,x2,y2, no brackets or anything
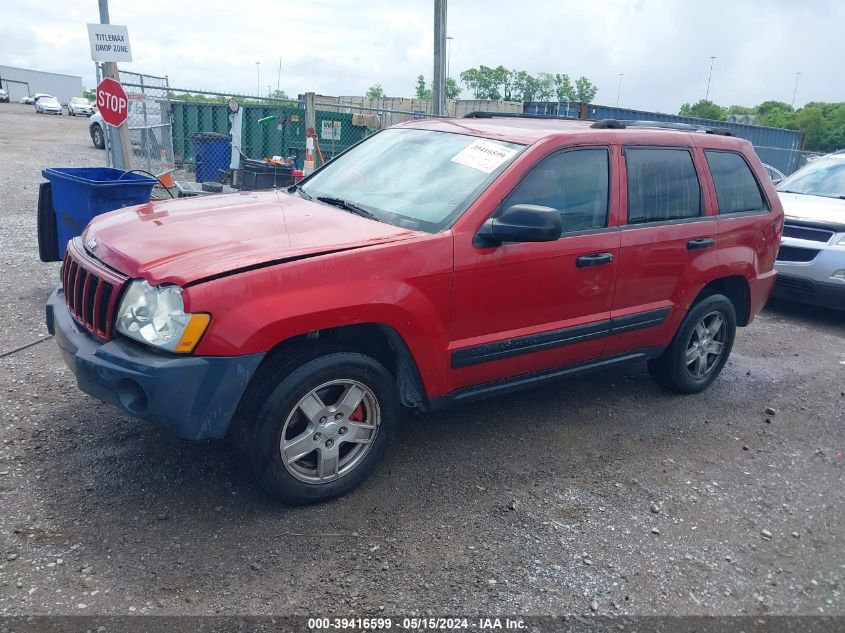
648,293,737,394
91,125,105,149
238,350,398,505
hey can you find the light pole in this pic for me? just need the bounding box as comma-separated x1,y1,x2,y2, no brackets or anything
791,72,802,108
255,61,260,97
277,56,282,95
446,35,454,79
616,73,623,107
704,56,716,101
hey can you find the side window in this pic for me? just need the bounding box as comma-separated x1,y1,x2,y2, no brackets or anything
502,148,609,233
705,151,768,214
625,148,702,224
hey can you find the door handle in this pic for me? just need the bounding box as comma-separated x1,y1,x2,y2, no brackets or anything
687,238,715,251
576,252,614,268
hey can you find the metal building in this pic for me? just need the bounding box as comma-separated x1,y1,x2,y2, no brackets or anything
0,66,83,104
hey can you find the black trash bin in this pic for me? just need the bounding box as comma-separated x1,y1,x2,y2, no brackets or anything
238,159,294,190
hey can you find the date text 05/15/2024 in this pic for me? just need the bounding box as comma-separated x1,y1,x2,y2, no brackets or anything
307,617,526,630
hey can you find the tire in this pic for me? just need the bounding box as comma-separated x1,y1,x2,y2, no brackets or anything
236,348,399,505
36,182,59,262
91,125,105,149
647,293,737,394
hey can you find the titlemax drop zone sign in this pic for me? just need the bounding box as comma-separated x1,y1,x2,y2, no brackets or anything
87,24,132,62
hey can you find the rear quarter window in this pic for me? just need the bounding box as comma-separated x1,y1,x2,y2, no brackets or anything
705,151,768,214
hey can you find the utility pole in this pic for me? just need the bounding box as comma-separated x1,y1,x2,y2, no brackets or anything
704,56,716,101
98,0,131,169
616,73,623,107
446,35,454,80
791,72,802,108
432,0,447,116
277,56,282,95
255,61,260,97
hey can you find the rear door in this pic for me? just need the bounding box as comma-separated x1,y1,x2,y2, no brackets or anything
604,145,719,357
449,146,621,391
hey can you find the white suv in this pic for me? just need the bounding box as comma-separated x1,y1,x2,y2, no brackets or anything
773,151,845,309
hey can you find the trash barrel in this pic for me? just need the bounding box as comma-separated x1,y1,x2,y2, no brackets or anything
190,132,231,183
40,167,158,261
238,158,294,190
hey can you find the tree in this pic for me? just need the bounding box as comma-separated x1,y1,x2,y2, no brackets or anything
269,89,289,100
534,73,556,102
475,65,502,100
459,68,481,98
512,70,539,102
82,88,96,101
678,99,727,120
445,77,461,100
413,75,460,100
553,73,575,101
727,104,755,115
415,75,432,100
366,84,385,98
574,77,598,103
755,101,795,128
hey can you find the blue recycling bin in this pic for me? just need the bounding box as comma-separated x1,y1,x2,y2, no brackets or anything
190,132,231,183
42,167,158,259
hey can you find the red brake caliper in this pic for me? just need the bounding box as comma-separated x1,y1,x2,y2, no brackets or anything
349,403,365,423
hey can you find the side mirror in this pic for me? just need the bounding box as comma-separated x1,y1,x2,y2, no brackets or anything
476,204,562,246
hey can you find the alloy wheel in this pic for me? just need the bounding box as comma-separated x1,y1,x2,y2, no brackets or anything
279,379,380,484
684,310,727,379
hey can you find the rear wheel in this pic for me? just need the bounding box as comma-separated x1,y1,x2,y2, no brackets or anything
236,349,398,505
648,294,736,394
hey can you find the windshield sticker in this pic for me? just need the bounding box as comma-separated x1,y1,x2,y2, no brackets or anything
450,139,517,174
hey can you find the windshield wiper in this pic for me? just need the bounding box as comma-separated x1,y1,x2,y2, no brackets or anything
316,196,376,219
289,183,312,200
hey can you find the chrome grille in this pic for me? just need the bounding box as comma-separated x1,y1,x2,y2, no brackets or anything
61,239,127,340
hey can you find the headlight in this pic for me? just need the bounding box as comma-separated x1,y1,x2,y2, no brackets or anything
115,280,210,353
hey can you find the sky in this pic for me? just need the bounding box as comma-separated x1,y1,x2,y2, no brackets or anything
1,0,843,113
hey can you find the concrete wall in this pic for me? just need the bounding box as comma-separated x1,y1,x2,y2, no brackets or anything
0,66,83,104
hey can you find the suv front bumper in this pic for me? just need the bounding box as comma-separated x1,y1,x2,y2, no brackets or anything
46,288,264,440
771,274,845,309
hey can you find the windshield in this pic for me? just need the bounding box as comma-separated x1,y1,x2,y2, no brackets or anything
71,98,88,104
299,128,524,232
777,156,845,199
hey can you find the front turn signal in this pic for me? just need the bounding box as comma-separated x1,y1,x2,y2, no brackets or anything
174,313,211,353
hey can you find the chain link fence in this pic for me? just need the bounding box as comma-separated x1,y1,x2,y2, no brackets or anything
116,71,176,183
98,79,540,194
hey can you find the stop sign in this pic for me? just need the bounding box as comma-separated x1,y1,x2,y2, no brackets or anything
96,78,128,127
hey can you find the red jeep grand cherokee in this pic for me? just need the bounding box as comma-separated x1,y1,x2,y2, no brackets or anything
46,115,782,504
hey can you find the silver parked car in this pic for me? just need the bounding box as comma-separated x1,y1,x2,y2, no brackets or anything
89,111,105,149
772,151,845,309
35,95,62,115
68,97,94,117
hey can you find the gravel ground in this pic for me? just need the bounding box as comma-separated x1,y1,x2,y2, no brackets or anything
0,103,843,619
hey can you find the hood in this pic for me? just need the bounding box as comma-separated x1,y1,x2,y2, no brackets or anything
778,191,845,228
84,190,421,286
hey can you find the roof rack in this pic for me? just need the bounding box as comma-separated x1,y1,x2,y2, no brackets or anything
463,111,577,121
591,119,733,136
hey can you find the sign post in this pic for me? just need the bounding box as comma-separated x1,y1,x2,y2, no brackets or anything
88,2,132,170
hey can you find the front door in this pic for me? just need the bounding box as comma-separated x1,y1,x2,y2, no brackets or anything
450,146,621,391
